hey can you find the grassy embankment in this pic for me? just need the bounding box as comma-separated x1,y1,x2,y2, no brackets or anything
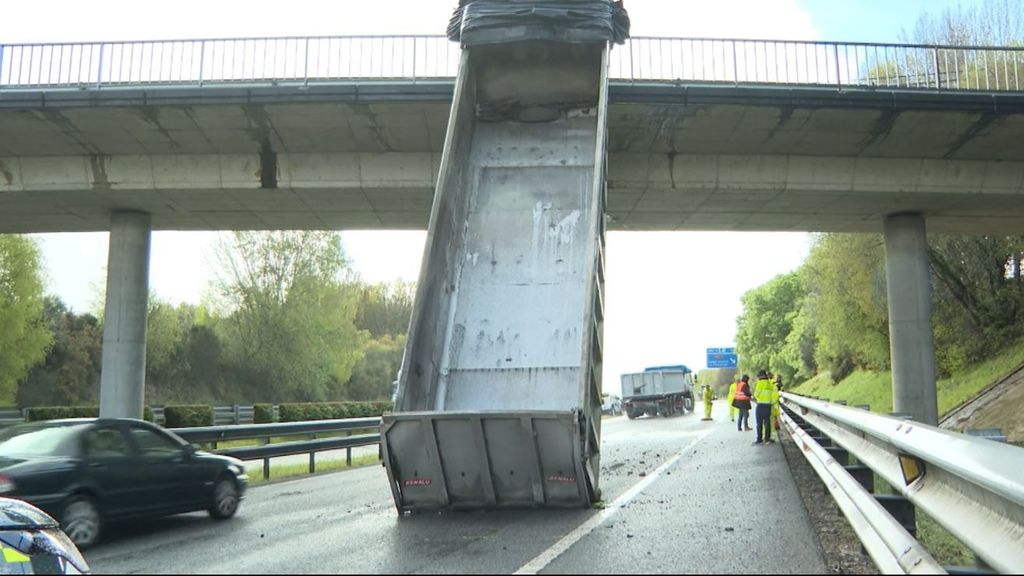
792,339,1024,568
793,338,1024,416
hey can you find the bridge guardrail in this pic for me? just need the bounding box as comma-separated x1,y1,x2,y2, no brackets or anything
780,392,1024,574
171,417,383,481
1,36,1021,92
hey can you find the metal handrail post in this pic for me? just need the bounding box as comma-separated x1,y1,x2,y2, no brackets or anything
95,43,104,89
198,40,205,86
303,37,309,87
834,43,841,88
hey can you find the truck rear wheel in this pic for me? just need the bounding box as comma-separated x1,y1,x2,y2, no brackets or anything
627,410,638,420
683,396,694,413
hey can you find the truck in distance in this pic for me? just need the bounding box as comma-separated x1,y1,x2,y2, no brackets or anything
620,365,695,419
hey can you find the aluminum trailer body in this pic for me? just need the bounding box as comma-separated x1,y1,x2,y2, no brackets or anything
382,39,610,513
620,368,695,418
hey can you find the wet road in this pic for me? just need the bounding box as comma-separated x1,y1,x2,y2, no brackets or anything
87,404,825,574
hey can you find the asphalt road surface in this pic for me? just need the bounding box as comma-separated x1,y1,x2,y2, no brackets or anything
87,403,826,574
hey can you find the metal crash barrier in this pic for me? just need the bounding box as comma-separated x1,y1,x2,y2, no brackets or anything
780,393,1024,574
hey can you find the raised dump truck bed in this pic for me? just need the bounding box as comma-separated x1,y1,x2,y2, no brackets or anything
382,38,610,513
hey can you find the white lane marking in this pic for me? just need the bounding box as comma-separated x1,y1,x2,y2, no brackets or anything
513,429,713,575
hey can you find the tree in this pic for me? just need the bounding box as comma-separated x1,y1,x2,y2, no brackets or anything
902,1,1024,90
0,236,52,403
803,233,890,379
213,231,368,402
735,270,805,385
17,297,101,407
355,281,415,338
928,235,1024,375
145,296,191,403
904,0,1023,47
346,334,406,401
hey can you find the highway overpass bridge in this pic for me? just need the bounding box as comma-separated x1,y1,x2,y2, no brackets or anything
1,35,1023,424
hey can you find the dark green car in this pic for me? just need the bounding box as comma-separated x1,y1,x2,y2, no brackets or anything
0,419,248,549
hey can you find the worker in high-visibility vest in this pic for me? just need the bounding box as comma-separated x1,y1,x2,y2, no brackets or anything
727,379,738,422
701,380,714,421
733,374,752,432
752,369,777,444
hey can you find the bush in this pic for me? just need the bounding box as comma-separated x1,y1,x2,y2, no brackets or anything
25,406,97,422
254,403,275,424
163,405,213,428
26,405,157,423
275,401,393,422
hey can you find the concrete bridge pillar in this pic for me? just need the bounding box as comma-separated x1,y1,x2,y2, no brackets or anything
883,212,939,426
98,211,151,419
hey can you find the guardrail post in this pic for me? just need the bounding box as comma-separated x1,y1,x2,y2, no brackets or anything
233,404,241,425
262,435,271,481
309,451,315,474
346,430,352,466
844,465,875,492
933,47,941,89
874,494,917,537
825,446,849,466
807,430,832,447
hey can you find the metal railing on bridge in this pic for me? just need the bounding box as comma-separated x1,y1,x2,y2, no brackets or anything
1,36,1022,92
779,392,1023,574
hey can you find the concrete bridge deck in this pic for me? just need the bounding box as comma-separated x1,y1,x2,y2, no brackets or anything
2,81,1024,234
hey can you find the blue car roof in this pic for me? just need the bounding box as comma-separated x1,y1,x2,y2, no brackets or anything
643,365,691,373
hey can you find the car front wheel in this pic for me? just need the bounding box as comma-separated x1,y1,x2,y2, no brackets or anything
62,495,102,549
209,476,241,520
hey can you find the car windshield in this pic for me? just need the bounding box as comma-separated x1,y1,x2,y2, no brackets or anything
0,425,87,457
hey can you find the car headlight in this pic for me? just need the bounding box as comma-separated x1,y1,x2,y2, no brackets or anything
0,475,16,494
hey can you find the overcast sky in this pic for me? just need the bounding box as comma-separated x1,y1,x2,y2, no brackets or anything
5,0,979,394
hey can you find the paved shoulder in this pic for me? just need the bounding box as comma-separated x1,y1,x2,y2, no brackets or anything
539,406,827,574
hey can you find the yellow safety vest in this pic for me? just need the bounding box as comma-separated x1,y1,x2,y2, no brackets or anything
753,378,776,403
727,382,737,401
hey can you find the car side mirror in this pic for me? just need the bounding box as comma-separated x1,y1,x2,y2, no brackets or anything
183,444,197,457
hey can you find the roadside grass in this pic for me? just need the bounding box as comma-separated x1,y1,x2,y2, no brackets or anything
792,336,1024,419
793,370,893,413
248,453,381,485
934,342,1024,415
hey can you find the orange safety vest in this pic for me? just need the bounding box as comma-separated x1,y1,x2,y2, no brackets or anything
733,382,750,401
